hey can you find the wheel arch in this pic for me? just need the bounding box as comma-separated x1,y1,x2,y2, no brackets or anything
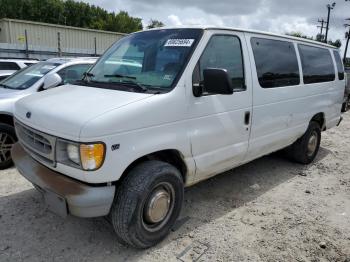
117,149,188,185
310,112,326,131
0,113,14,127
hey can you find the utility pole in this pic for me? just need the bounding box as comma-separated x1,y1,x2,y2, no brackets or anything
325,2,336,43
344,20,350,63
317,18,327,41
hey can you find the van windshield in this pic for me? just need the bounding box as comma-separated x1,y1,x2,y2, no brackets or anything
86,29,203,92
0,62,60,90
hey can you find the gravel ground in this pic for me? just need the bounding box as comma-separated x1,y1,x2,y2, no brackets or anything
1,114,350,262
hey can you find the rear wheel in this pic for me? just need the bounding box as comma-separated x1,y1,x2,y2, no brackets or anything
0,123,16,169
110,160,184,248
342,97,350,112
289,121,321,164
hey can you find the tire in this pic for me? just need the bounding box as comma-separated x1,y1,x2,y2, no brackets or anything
110,160,184,248
341,103,346,112
0,123,16,169
342,97,350,112
289,121,321,164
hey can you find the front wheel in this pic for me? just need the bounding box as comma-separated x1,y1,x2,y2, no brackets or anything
110,160,184,248
0,123,16,169
289,121,321,164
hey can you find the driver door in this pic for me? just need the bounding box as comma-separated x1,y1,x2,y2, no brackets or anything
188,32,253,181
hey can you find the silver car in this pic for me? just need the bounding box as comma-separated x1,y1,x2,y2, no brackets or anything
0,57,97,169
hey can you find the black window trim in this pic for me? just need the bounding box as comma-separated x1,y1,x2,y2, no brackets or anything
192,33,247,96
250,36,301,89
332,50,345,81
297,43,336,85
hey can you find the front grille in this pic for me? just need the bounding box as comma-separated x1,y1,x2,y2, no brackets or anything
15,120,57,166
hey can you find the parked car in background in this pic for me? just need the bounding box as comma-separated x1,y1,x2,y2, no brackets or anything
11,27,344,248
342,67,350,112
0,57,97,169
0,72,12,81
0,59,38,78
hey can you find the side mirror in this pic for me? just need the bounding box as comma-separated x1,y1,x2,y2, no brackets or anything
43,73,62,90
202,68,233,95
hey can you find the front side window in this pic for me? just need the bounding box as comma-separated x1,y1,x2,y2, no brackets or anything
193,35,245,91
251,38,300,88
333,50,345,80
58,64,92,84
298,45,335,84
87,29,203,92
0,62,60,90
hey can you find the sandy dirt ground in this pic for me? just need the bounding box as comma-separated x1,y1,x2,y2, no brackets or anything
1,115,350,262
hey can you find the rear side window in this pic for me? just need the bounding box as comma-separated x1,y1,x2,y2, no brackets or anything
298,45,335,84
333,51,345,80
0,62,20,70
251,38,300,88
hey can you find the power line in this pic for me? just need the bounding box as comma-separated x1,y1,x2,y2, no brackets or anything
317,18,327,41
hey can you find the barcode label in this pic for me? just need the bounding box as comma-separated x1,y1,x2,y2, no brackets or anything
164,39,195,47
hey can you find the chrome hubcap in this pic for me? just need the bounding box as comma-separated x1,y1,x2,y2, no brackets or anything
0,132,14,163
143,182,175,231
145,189,171,223
307,131,318,157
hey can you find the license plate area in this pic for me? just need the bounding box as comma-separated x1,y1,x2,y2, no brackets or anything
43,189,68,218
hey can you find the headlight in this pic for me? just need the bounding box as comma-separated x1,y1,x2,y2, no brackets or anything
56,139,105,171
67,144,80,165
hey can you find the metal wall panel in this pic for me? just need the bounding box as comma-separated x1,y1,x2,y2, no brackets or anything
0,19,125,53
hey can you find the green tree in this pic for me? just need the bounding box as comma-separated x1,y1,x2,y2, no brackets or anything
0,0,143,33
327,39,342,48
286,31,341,48
147,19,164,29
286,32,314,40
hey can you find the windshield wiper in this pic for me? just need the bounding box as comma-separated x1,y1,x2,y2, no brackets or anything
84,72,95,77
82,72,94,81
116,80,148,92
0,84,11,89
104,74,137,80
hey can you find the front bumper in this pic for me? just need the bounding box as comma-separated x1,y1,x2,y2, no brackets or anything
11,142,115,218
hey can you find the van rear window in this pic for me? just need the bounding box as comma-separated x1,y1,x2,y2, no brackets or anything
251,38,300,88
298,45,335,84
333,50,345,80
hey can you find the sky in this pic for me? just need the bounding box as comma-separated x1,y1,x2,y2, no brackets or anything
82,0,350,55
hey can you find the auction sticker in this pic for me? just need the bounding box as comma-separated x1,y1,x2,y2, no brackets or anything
164,39,195,47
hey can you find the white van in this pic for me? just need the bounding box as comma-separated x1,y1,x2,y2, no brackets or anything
11,26,344,248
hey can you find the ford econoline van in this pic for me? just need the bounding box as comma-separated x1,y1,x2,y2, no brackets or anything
11,26,344,248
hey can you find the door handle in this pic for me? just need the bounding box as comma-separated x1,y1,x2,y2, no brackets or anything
244,111,250,125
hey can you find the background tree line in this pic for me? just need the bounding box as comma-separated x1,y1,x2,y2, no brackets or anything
286,31,342,48
0,0,147,33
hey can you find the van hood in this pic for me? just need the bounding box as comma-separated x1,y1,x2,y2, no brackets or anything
14,84,154,140
0,87,23,98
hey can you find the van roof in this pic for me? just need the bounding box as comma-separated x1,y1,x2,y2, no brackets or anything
143,25,337,49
